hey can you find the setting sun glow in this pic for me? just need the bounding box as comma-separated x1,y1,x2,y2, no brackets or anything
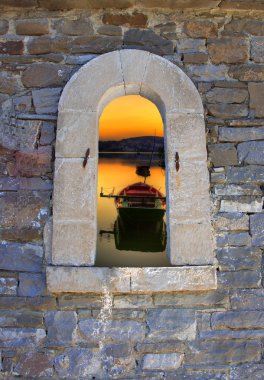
99,95,163,140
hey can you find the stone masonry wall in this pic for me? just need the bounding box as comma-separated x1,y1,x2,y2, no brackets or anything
1,1,264,378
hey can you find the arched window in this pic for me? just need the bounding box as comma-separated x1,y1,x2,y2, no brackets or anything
47,50,216,293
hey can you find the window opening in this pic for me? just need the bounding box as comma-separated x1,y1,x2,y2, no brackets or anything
95,95,170,267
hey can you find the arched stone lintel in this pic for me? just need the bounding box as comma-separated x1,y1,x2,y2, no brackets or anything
51,49,216,277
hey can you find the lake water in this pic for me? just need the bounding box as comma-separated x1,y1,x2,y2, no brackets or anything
95,154,171,267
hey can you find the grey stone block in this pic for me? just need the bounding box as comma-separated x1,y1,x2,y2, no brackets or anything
123,29,173,55
54,347,101,378
166,370,227,380
231,289,264,310
0,311,43,327
147,309,196,341
142,353,183,371
208,144,238,166
214,184,262,196
154,290,229,308
217,247,261,271
238,141,264,164
213,212,249,231
219,127,264,142
32,87,61,114
218,270,261,289
13,351,53,378
231,364,264,379
0,328,45,348
45,311,78,346
0,278,17,295
18,273,46,297
212,311,264,330
79,319,145,342
251,37,264,63
227,232,251,246
250,213,264,246
226,165,264,183
220,197,263,213
186,340,261,365
0,243,43,272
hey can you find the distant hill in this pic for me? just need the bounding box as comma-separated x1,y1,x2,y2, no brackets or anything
99,136,164,152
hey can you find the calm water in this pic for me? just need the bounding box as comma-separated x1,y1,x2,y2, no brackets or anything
95,154,171,267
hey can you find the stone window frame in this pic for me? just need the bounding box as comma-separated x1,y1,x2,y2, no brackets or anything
47,49,217,293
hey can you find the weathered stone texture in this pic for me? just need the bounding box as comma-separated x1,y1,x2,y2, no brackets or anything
0,243,43,272
14,351,53,377
22,63,70,88
212,311,264,330
231,289,264,310
102,12,148,27
231,364,264,380
238,141,264,164
124,29,173,55
226,166,264,183
15,19,49,35
250,213,264,246
0,328,46,348
45,311,78,346
217,247,261,271
0,20,8,34
207,104,248,118
229,65,264,81
249,83,264,117
54,347,100,378
208,144,238,166
18,273,46,297
55,18,93,35
219,127,264,142
0,71,19,95
251,37,264,63
142,353,183,371
0,40,24,55
208,38,249,64
184,19,217,38
32,87,62,114
0,277,17,295
206,88,248,104
186,340,261,365
147,309,196,341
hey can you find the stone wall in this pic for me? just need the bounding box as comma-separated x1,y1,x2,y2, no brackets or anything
1,1,264,378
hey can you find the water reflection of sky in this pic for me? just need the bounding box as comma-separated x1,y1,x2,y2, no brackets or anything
96,156,171,267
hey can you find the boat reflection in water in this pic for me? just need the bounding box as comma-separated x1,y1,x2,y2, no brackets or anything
100,216,166,253
96,157,170,267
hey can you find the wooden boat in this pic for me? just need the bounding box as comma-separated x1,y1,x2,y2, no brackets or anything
114,182,166,223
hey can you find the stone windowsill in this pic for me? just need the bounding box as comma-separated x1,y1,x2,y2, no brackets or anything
47,266,217,293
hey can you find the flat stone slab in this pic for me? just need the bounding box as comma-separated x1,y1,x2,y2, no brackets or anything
47,266,217,293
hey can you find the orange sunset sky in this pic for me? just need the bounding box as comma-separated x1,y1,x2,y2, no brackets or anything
99,95,164,141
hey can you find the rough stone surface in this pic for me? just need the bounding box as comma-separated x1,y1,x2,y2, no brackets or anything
45,311,77,346
220,198,263,213
207,104,248,118
0,277,17,295
0,243,43,272
15,19,49,35
54,347,100,378
251,37,264,63
249,83,264,118
0,328,46,348
22,63,69,88
208,38,249,64
14,352,53,377
123,29,173,55
219,127,264,142
18,273,46,297
0,20,8,34
209,144,238,166
147,309,196,341
55,18,93,35
142,353,184,371
226,166,264,183
0,71,18,95
32,87,61,114
238,141,264,164
186,340,261,365
229,65,264,81
0,40,23,55
79,318,145,342
184,19,217,38
102,12,148,27
217,247,261,271
206,87,248,104
250,213,264,247
231,289,264,310
230,364,264,380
